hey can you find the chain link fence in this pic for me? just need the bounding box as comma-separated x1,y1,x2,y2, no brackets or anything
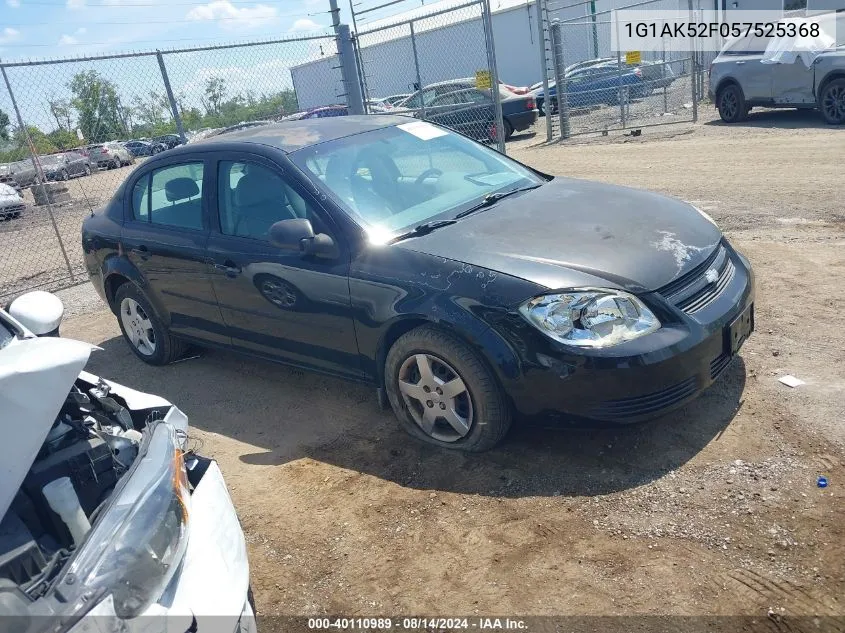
537,0,703,140
354,0,510,151
0,34,341,301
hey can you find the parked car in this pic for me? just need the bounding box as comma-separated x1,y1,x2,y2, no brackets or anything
152,133,184,149
40,152,92,181
87,142,135,169
124,139,167,156
0,182,25,220
300,105,349,118
0,291,255,628
709,16,845,124
82,116,754,452
532,64,647,115
422,87,538,140
375,94,412,107
7,159,39,188
397,78,527,110
0,163,22,193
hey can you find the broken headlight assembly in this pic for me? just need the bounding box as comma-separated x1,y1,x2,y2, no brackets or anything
519,290,660,348
51,422,189,619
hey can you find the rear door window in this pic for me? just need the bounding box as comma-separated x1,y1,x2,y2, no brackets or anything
130,162,205,230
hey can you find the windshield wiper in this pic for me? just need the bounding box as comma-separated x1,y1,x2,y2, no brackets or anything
387,219,457,244
454,184,542,220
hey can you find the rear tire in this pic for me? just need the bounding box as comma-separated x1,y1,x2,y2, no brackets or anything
503,119,514,141
717,83,747,123
384,325,511,452
114,283,186,366
819,78,845,125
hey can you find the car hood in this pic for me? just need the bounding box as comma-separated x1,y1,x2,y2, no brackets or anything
0,336,94,520
397,178,722,293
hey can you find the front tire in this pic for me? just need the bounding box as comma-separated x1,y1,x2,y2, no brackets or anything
114,283,186,365
819,78,845,125
384,325,511,452
717,83,747,123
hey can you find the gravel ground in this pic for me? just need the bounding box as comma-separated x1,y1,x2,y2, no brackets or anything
54,108,844,622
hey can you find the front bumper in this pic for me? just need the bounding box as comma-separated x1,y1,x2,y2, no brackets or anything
494,246,755,423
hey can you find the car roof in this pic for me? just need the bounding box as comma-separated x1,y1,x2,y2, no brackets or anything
191,115,411,153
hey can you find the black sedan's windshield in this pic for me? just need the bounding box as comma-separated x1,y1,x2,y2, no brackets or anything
289,121,545,242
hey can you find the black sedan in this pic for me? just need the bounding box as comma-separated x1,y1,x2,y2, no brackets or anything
421,88,538,141
82,117,754,451
124,139,167,157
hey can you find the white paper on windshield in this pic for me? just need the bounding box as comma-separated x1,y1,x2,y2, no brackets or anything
397,121,448,141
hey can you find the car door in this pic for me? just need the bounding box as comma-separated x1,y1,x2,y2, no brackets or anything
120,158,230,345
769,41,816,104
205,153,361,378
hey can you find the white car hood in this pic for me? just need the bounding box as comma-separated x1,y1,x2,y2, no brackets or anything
0,336,94,520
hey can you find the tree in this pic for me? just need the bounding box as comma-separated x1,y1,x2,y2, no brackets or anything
68,70,129,143
47,98,74,131
47,128,80,150
0,109,10,141
201,77,227,117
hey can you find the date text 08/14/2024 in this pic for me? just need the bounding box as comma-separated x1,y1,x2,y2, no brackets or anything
307,618,528,630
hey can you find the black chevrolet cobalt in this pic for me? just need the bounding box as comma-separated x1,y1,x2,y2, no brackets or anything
82,116,754,451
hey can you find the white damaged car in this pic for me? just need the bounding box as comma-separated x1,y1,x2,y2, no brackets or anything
0,292,255,632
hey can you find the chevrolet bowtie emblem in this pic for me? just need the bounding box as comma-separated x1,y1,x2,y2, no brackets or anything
705,268,719,284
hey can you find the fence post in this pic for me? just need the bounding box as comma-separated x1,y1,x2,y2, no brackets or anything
337,23,366,115
409,22,426,120
534,0,553,142
0,62,74,282
156,51,187,144
549,20,570,140
480,0,506,153
614,15,627,129
688,0,698,122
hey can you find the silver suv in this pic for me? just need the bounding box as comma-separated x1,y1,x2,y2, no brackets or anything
709,16,845,125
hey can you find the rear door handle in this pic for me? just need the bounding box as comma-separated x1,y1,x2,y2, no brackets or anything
213,260,241,277
131,245,151,260
735,61,746,65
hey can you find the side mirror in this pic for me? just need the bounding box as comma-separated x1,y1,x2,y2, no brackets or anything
269,218,338,259
7,291,64,337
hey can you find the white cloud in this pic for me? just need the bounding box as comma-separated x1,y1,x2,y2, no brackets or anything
6,0,21,8
289,17,321,32
67,0,85,9
186,0,277,30
58,27,87,45
0,27,21,44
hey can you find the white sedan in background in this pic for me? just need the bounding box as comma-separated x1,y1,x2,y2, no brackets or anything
0,182,25,220
0,291,255,633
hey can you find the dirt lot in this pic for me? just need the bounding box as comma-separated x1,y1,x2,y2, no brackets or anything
53,109,844,622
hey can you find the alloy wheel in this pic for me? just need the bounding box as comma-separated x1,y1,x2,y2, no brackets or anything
822,84,845,123
120,297,157,356
261,278,297,308
397,353,474,442
720,90,737,120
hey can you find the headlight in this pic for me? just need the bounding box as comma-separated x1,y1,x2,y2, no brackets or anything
53,422,189,619
519,289,660,348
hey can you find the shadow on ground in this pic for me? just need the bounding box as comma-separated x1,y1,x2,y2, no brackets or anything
705,107,831,129
84,334,745,499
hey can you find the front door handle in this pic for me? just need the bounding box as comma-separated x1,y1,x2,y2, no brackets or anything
131,245,151,260
735,61,746,65
213,260,241,277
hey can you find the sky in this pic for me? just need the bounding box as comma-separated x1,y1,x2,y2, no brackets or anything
0,0,335,61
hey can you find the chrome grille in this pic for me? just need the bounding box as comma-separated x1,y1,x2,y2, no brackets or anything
659,244,735,315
